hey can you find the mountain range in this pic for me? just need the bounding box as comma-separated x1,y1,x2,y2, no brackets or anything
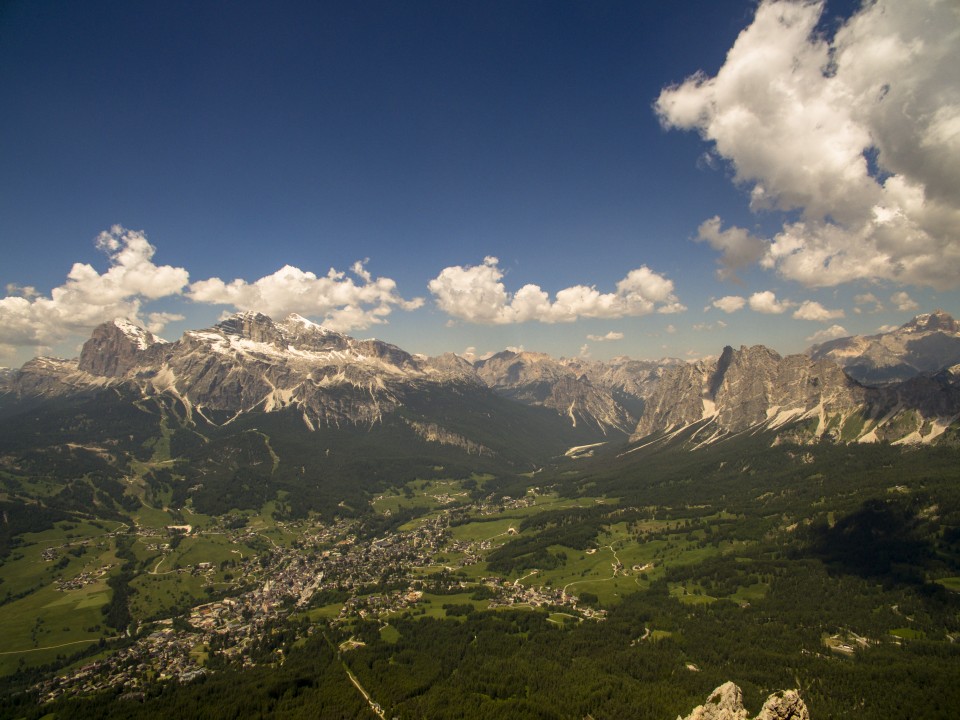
808,310,960,385
2,310,959,455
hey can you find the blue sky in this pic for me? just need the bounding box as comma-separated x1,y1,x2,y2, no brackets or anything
1,0,957,367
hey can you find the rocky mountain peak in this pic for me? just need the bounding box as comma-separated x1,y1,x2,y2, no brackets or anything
78,319,165,377
112,318,166,348
633,343,877,442
809,310,960,385
283,312,318,328
757,690,810,720
276,314,351,353
709,346,735,396
8,308,960,447
678,682,809,720
901,309,958,334
276,313,337,338
423,352,481,381
680,681,748,720
215,311,284,345
473,349,640,433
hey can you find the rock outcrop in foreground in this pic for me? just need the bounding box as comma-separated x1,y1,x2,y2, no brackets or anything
679,682,809,720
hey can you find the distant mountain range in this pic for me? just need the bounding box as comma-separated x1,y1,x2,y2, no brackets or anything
634,341,958,447
2,310,959,451
808,309,960,385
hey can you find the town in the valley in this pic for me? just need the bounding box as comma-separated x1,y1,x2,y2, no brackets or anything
32,487,613,703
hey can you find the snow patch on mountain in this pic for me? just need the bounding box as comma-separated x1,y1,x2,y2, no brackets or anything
113,318,167,349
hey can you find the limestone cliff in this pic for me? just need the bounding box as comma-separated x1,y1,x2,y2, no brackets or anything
632,344,958,446
809,310,960,385
6,312,959,447
78,318,166,377
474,351,639,434
678,682,809,720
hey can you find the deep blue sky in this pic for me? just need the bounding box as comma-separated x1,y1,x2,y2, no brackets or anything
1,0,956,365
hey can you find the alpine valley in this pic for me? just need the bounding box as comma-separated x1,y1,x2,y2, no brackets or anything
1,311,959,719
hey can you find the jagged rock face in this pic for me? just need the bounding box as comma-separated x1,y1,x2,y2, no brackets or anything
474,351,639,433
7,310,959,446
404,419,492,455
712,345,780,429
7,357,109,399
908,309,960,333
565,356,672,416
632,344,956,446
758,690,810,720
809,309,960,385
679,682,748,720
211,311,282,345
44,312,485,429
141,313,485,426
78,319,166,377
633,359,715,438
882,369,960,418
678,682,809,720
422,352,482,383
712,346,867,432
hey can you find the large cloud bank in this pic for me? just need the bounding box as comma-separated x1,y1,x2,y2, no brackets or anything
428,257,684,324
0,226,188,353
657,0,960,289
0,227,423,360
188,261,424,332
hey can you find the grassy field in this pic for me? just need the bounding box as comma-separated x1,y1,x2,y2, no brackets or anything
0,579,112,674
371,479,473,515
417,592,491,620
730,581,769,604
509,516,725,606
128,530,263,621
0,524,117,673
305,603,345,622
379,623,401,644
449,517,523,543
936,576,960,592
0,519,124,673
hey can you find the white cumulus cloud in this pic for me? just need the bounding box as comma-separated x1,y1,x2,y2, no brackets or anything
145,312,185,334
890,291,919,312
428,257,684,324
696,216,767,281
854,293,884,313
807,324,850,343
586,331,625,342
656,0,960,289
748,291,792,314
693,320,728,332
792,300,845,322
188,261,424,332
711,295,746,313
0,225,189,349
